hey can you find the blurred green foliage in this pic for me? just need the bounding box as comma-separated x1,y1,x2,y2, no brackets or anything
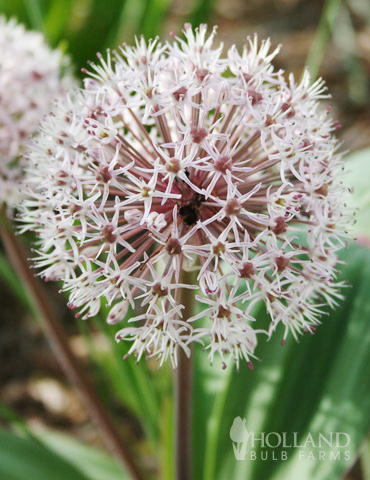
0,0,214,74
0,428,91,480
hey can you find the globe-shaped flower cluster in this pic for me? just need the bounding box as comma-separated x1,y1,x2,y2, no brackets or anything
20,24,351,368
0,16,71,210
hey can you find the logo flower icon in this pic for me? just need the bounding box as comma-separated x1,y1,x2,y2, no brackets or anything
230,417,250,460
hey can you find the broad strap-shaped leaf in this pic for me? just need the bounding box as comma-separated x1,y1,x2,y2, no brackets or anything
0,428,91,480
36,429,129,480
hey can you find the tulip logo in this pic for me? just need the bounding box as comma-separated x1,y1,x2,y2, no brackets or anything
230,417,250,460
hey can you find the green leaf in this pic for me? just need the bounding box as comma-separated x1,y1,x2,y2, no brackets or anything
159,393,174,480
43,0,74,45
138,0,172,40
0,429,91,480
187,0,214,27
0,0,29,25
67,0,127,72
194,243,370,480
306,0,343,79
344,148,370,238
63,284,162,450
36,429,128,480
110,0,149,44
89,313,162,448
0,406,129,480
23,0,45,32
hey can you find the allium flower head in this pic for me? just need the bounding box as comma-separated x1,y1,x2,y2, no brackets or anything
0,16,71,210
20,25,352,369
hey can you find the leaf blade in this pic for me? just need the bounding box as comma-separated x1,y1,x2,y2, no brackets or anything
0,429,91,480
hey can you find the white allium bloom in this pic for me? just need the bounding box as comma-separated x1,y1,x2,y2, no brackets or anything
20,24,352,369
0,16,72,210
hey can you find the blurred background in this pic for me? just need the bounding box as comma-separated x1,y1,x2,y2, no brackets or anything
0,1,369,480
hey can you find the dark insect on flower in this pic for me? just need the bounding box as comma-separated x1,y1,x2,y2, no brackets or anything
179,193,205,225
